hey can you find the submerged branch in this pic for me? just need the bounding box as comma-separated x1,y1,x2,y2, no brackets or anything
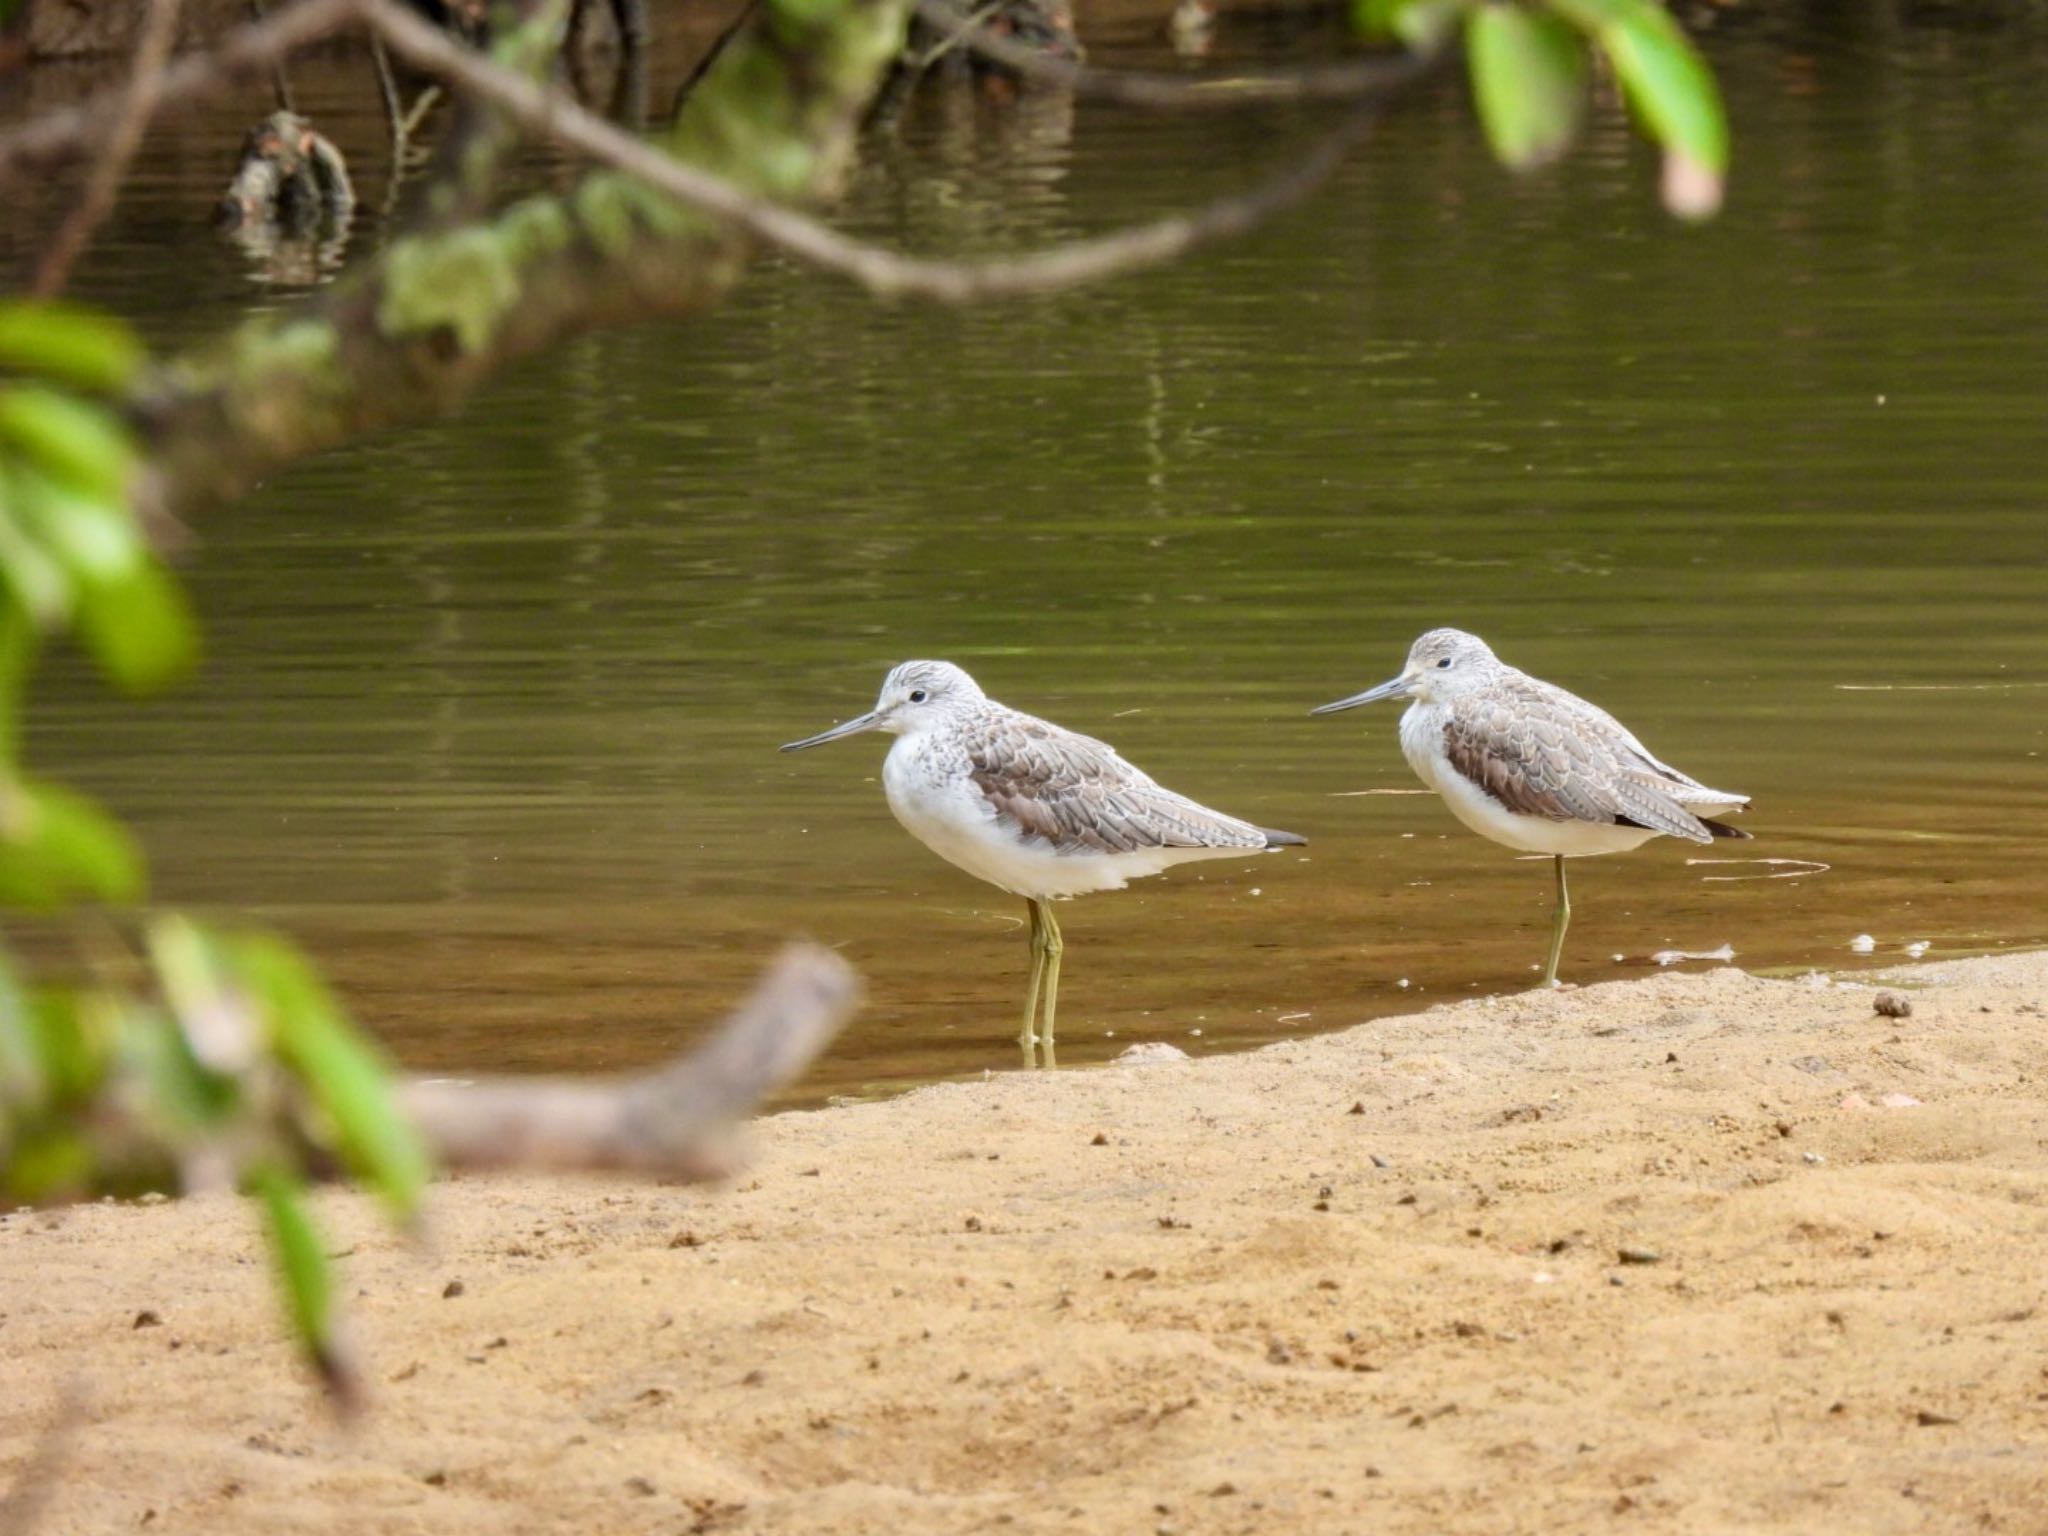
398,944,860,1175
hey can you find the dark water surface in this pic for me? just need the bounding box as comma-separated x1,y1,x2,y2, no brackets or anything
5,6,2045,1100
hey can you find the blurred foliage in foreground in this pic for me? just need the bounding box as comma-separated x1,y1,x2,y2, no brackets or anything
1361,0,1729,217
0,300,427,1402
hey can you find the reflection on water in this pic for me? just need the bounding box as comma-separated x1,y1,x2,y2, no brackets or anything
4,5,2045,1103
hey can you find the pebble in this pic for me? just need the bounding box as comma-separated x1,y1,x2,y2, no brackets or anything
1849,934,1877,954
1616,1246,1661,1266
1873,991,1913,1018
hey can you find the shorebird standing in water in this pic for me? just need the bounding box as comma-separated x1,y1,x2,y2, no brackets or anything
782,661,1305,1065
1312,629,1749,988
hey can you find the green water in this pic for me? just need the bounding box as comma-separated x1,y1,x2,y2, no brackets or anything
6,5,2045,1099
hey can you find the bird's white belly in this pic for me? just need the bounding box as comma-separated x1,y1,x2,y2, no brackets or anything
882,742,1250,899
1400,707,1658,859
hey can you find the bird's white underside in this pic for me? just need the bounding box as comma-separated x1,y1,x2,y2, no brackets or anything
882,731,1268,899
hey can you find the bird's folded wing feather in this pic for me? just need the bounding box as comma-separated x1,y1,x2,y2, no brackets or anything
1444,686,1716,843
967,715,1266,854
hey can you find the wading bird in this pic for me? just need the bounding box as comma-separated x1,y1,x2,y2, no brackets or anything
1312,629,1749,987
782,661,1304,1064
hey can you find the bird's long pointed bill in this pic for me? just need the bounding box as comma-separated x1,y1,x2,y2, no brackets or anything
1310,676,1410,715
779,711,881,752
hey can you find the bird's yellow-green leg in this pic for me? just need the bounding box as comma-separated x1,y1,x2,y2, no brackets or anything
1019,898,1048,1061
1038,900,1064,1066
1540,854,1571,989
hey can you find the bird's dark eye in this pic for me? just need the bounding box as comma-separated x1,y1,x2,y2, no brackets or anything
1437,657,1453,669
909,688,929,703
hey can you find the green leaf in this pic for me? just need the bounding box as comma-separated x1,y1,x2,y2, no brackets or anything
230,934,430,1220
10,464,144,584
0,776,146,909
1355,0,1468,49
0,304,147,395
3,1126,96,1201
0,476,76,630
252,1165,355,1401
24,988,113,1104
0,951,39,1104
0,387,134,504
1468,5,1587,169
1547,0,1726,216
73,558,199,694
4,461,198,691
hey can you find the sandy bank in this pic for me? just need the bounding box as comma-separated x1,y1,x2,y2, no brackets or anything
5,953,2047,1534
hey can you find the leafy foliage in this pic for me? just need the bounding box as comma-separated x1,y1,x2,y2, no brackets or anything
0,301,427,1402
1359,0,1729,218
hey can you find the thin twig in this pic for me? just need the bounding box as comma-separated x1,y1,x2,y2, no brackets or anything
30,0,184,297
359,0,1401,301
398,944,860,1175
908,0,1426,108
910,0,1000,72
249,0,298,110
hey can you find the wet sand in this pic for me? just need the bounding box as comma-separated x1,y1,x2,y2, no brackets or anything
4,952,2047,1534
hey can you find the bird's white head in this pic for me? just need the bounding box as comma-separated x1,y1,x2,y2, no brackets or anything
1310,628,1499,716
779,660,986,751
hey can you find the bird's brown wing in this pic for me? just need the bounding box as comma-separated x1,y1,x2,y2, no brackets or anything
966,712,1270,855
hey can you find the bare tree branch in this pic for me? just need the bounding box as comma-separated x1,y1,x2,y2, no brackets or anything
397,944,860,1175
908,0,1428,109
356,0,1394,301
29,0,184,297
0,0,366,183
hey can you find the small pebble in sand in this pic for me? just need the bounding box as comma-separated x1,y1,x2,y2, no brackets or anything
1849,934,1877,954
1873,992,1913,1018
442,1279,465,1299
1616,1246,1661,1266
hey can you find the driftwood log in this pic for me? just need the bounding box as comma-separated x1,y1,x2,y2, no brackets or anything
399,943,860,1178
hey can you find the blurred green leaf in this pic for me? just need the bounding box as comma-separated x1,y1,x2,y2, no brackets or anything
0,952,37,1104
25,988,112,1105
1355,0,1467,49
1468,5,1587,169
73,558,200,694
253,1165,352,1398
0,304,147,395
1547,0,1726,216
0,387,134,504
11,463,144,583
0,776,146,909
5,461,198,692
4,1125,96,1201
231,934,430,1220
0,472,79,629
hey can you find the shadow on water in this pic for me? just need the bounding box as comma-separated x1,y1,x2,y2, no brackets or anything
4,4,2045,1102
